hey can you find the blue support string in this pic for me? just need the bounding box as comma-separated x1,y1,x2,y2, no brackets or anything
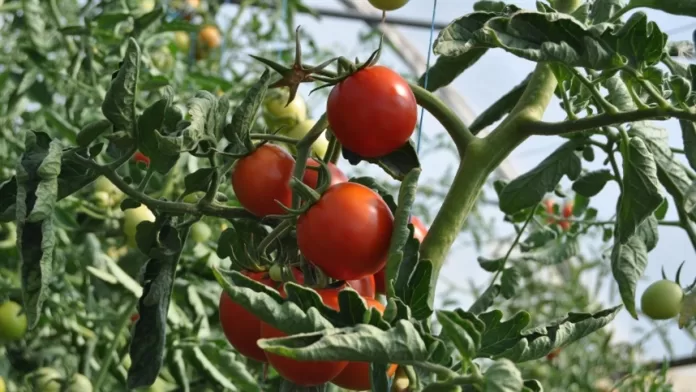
415,0,438,156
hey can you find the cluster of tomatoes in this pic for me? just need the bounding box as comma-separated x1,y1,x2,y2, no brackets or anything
543,199,573,231
221,63,426,387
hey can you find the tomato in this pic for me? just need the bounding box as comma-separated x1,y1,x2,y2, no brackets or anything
219,271,274,362
297,182,393,281
123,204,156,247
140,0,156,12
302,158,348,189
0,376,5,392
93,191,111,208
0,301,27,341
346,275,376,298
174,31,190,52
131,313,140,323
327,66,417,158
133,151,150,166
641,280,683,320
190,221,212,243
231,144,295,217
375,216,427,294
66,373,93,392
368,0,409,11
263,89,307,128
392,366,409,392
29,368,63,392
558,220,571,231
546,347,561,361
95,176,118,194
282,119,331,159
261,288,348,386
151,49,174,73
198,26,221,49
562,201,574,218
332,298,397,390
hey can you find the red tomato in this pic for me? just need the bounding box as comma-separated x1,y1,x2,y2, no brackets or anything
130,313,140,323
302,158,348,189
331,298,397,390
558,220,571,231
562,201,574,218
134,151,150,166
546,347,561,361
261,288,348,386
231,144,295,217
374,216,427,295
544,199,556,224
297,182,394,281
327,66,417,158
219,271,274,362
346,275,376,298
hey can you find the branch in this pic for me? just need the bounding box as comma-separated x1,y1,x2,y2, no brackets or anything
409,83,475,156
524,107,696,135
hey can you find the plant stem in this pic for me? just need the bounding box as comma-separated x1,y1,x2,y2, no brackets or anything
93,297,138,391
486,207,537,288
249,133,298,144
676,205,696,251
570,68,618,114
410,84,475,156
291,114,328,208
524,106,696,135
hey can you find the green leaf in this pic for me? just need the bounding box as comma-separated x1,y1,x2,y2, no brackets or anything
183,168,215,195
153,91,221,155
629,0,696,17
436,311,480,360
76,119,113,147
15,132,61,328
22,0,46,49
370,363,390,392
137,95,180,174
572,169,613,197
499,141,582,214
127,220,189,390
133,5,163,36
470,74,530,135
500,268,521,300
611,217,658,319
42,109,79,143
616,137,663,244
189,346,258,392
655,198,668,220
680,120,696,172
477,257,504,272
590,0,627,23
483,359,524,392
343,141,421,181
216,221,269,271
102,38,140,136
418,50,487,93
224,70,271,145
468,285,501,315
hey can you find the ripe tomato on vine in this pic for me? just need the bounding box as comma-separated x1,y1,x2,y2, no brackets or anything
327,66,417,158
302,158,348,189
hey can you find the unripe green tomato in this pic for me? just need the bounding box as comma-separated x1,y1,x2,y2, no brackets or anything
95,176,118,194
282,119,330,159
123,205,156,245
151,49,175,73
174,31,190,52
66,374,93,392
29,368,63,392
94,191,111,208
269,265,283,282
368,0,409,11
0,301,27,341
0,222,17,250
263,89,307,129
0,375,5,392
140,0,156,12
311,131,329,159
134,377,170,392
641,280,683,320
190,222,212,243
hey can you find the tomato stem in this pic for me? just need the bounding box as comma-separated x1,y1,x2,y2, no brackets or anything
249,133,299,145
291,114,329,208
257,219,293,256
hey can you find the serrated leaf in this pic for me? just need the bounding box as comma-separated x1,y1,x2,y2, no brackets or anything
216,221,269,271
483,359,524,392
189,347,238,391
183,168,215,195
137,95,179,174
590,0,627,23
611,217,658,319
469,285,501,314
470,73,530,134
128,220,188,389
477,257,504,272
102,38,140,136
572,169,612,197
343,141,421,181
418,49,487,92
153,91,220,155
224,70,271,145
617,137,663,244
198,345,259,391
629,0,696,17
499,141,581,214
22,0,46,49
436,311,479,360
500,268,520,299
77,119,113,147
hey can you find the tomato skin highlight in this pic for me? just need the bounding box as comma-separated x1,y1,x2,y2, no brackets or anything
261,288,348,386
219,271,274,362
302,158,348,189
297,182,394,281
331,298,397,390
641,279,683,320
346,275,376,298
231,144,295,217
327,66,417,158
375,216,427,294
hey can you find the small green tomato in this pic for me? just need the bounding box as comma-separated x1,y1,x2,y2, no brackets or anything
641,279,683,320
123,205,156,247
174,31,190,52
263,89,307,129
93,191,111,208
29,368,63,392
269,265,283,282
190,222,212,243
66,373,93,392
368,0,409,11
0,301,28,341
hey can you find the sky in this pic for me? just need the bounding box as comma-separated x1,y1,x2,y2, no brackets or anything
222,0,696,363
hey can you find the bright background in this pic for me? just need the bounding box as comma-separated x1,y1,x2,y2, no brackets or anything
221,0,696,364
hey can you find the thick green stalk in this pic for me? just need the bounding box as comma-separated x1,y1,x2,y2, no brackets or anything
420,63,558,290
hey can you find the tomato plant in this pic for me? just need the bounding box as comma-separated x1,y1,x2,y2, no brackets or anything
263,89,307,128
302,158,348,189
231,144,295,217
0,301,27,341
327,65,417,158
641,280,684,320
296,182,394,280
